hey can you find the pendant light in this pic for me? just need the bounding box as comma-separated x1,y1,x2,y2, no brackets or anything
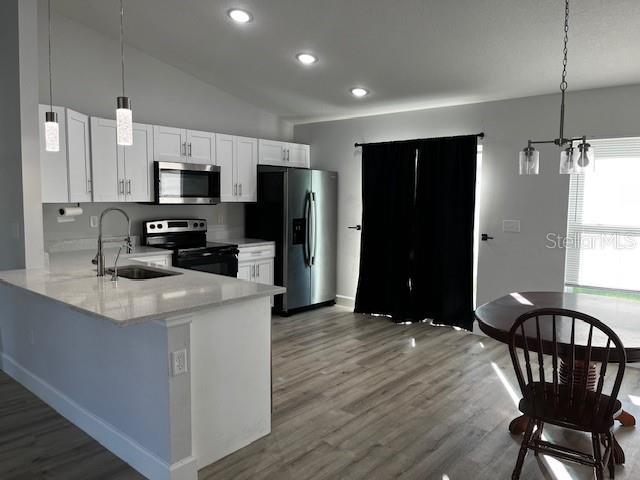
44,0,59,152
116,0,133,146
518,0,594,175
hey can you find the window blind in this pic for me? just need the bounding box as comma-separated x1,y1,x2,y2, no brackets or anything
565,137,640,292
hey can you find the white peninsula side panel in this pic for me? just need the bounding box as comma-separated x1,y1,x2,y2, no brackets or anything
190,296,272,468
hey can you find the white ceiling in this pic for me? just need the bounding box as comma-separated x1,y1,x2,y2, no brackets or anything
52,0,640,124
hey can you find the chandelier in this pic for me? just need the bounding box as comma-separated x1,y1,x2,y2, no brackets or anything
519,0,594,176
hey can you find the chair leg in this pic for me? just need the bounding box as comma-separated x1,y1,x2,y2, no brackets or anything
533,421,544,457
512,419,535,480
592,433,605,480
606,432,615,479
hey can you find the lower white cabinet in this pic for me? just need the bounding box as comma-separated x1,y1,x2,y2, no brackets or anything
90,117,153,202
237,243,275,286
258,139,310,169
216,134,258,202
39,105,92,203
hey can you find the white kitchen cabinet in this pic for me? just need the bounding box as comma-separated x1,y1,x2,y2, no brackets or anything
216,134,258,202
287,143,310,168
90,117,153,202
153,125,185,163
254,259,274,285
236,136,258,202
90,118,120,202
187,130,215,164
237,263,254,282
39,105,92,203
153,126,215,165
258,139,309,169
237,244,275,285
66,109,93,203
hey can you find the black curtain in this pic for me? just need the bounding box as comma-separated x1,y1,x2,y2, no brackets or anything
411,136,477,330
354,143,417,319
354,135,477,330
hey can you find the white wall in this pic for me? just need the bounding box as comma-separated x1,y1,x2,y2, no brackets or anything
294,84,640,308
38,5,292,141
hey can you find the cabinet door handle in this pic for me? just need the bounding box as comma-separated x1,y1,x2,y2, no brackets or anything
234,183,237,196
287,149,290,161
87,179,92,193
127,179,132,195
252,265,255,278
239,183,242,196
188,143,192,157
119,179,125,195
181,142,186,157
256,264,260,277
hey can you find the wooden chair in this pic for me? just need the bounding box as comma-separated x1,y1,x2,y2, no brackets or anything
508,308,627,479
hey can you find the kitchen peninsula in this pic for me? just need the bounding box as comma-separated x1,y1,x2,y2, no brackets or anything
0,253,284,480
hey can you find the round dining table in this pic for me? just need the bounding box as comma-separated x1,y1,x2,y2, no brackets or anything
475,291,639,465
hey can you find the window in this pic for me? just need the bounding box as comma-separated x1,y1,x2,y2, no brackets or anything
565,137,640,299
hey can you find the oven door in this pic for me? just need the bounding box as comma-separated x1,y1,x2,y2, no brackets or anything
175,251,239,277
154,162,221,204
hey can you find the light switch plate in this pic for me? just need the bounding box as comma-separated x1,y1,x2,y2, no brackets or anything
171,349,188,376
503,220,521,233
90,216,99,228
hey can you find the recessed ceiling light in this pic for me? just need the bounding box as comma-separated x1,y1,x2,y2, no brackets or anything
296,53,318,65
228,9,252,24
350,87,369,98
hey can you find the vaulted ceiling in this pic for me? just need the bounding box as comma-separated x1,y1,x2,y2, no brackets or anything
52,0,640,124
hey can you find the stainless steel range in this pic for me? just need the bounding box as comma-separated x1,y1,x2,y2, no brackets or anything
143,219,238,277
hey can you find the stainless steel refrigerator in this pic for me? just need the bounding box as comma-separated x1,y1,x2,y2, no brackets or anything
246,166,337,314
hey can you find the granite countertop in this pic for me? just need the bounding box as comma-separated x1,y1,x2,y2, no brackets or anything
0,252,285,327
224,238,275,248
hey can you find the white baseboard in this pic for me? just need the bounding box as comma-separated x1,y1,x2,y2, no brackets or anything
335,295,355,309
1,353,197,480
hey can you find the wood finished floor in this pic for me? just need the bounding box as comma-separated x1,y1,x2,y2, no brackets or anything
2,306,640,479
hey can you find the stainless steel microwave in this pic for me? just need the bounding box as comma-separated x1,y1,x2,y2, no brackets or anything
154,161,221,204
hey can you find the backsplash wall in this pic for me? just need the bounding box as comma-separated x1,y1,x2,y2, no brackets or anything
42,203,244,251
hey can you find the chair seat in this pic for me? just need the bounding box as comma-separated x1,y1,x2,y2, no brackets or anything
519,382,621,433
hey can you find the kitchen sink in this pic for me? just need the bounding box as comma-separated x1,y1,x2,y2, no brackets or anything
106,265,182,280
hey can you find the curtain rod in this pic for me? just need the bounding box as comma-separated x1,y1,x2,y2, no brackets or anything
354,132,484,148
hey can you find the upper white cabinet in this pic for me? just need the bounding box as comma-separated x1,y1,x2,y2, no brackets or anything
90,117,153,202
39,105,92,203
216,134,258,202
153,126,184,163
258,139,310,169
187,130,215,165
153,126,215,165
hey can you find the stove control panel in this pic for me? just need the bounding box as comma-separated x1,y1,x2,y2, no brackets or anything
144,219,207,234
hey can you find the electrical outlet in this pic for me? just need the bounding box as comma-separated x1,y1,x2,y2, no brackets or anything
217,213,224,224
171,349,188,376
90,216,99,228
503,219,521,233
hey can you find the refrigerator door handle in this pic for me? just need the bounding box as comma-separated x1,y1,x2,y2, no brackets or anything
304,192,312,266
310,192,317,265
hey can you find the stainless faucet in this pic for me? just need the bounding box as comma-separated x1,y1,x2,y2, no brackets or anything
93,207,133,276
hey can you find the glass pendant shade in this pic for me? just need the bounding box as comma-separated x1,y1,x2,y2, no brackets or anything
559,146,579,174
44,111,59,152
519,147,539,175
575,142,595,174
116,96,133,146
